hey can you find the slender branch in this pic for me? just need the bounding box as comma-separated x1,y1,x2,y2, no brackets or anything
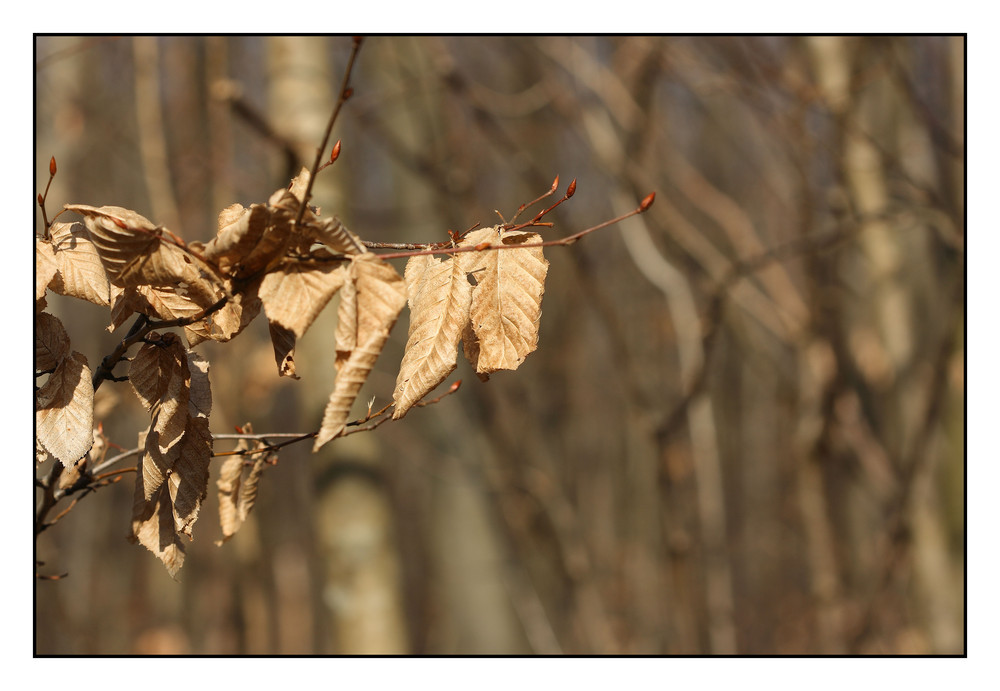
91,296,229,392
293,36,363,233
374,192,655,262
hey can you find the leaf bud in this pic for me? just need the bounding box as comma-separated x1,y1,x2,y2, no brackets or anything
639,192,656,212
566,179,577,198
49,156,57,176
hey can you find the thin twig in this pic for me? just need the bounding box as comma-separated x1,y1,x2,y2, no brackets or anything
293,37,364,234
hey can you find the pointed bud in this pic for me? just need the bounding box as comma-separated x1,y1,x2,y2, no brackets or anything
550,176,559,192
37,193,44,206
566,179,577,198
49,156,57,176
448,380,462,393
639,192,656,212
330,140,342,163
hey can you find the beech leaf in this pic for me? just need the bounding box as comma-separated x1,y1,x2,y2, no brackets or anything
65,204,219,307
259,259,349,341
216,423,270,544
459,227,548,375
392,255,473,418
315,253,406,450
35,351,94,466
35,311,70,372
46,221,112,307
129,333,190,455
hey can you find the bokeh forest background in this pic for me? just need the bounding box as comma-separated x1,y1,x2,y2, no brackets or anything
34,35,964,655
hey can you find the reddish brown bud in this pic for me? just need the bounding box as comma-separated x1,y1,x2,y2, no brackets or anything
344,87,354,100
448,380,462,393
566,179,577,198
330,140,342,163
474,241,492,251
550,176,559,192
639,192,655,212
49,156,57,176
37,193,44,206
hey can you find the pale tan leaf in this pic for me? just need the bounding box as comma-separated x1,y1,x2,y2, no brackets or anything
217,423,270,544
36,238,59,303
203,203,269,275
47,221,112,307
35,351,94,466
267,320,298,379
314,253,406,450
259,259,349,339
392,255,473,418
334,272,358,370
130,480,186,578
403,254,436,303
66,204,221,312
187,350,212,419
168,415,212,537
459,227,548,374
35,311,70,372
184,292,262,347
310,217,366,255
129,333,190,454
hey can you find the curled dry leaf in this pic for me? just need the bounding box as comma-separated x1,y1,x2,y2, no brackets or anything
216,423,270,545
129,342,213,576
45,221,112,307
268,320,298,379
203,203,271,276
35,311,70,372
35,350,94,466
35,238,59,307
129,334,190,455
310,217,366,255
65,204,220,312
315,252,407,451
459,227,548,375
392,254,473,419
260,259,350,377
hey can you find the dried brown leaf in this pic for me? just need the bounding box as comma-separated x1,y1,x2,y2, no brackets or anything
184,292,262,347
35,351,94,466
334,272,358,370
314,253,406,450
130,347,213,575
35,311,70,372
459,227,548,374
36,238,59,304
259,259,349,340
130,479,186,578
203,203,270,275
268,320,298,379
168,415,212,537
216,423,270,544
46,221,112,307
392,255,473,418
310,217,366,255
129,334,190,455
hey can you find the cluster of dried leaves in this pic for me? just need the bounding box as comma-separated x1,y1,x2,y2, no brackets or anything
35,168,553,576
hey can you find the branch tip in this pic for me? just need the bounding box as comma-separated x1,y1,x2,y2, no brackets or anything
639,191,656,212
